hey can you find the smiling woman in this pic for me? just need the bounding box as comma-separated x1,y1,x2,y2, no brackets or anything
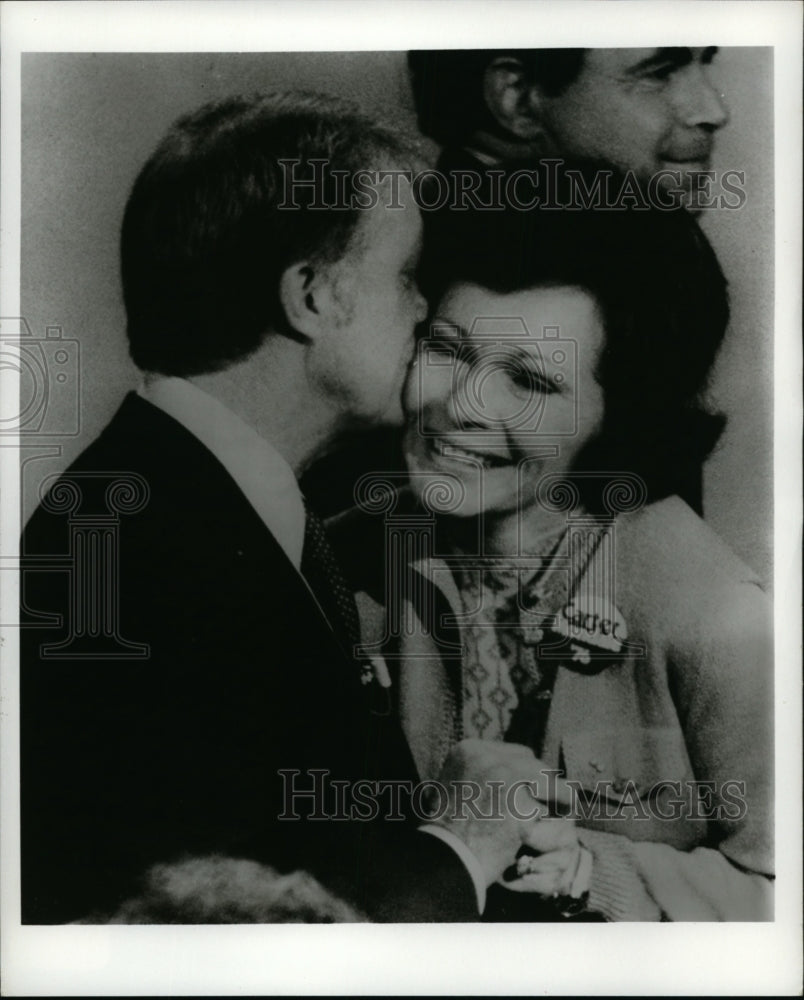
405,282,606,529
334,181,773,921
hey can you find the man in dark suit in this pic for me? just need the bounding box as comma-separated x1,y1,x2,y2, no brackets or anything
20,92,557,924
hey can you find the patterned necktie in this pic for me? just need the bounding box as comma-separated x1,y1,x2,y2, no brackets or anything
301,507,362,661
301,509,394,715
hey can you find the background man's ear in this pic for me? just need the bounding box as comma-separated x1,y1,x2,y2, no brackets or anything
482,57,545,140
278,261,333,340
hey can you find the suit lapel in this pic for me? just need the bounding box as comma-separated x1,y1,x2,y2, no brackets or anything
110,394,363,687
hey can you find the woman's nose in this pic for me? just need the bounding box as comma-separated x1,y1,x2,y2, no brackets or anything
452,364,521,429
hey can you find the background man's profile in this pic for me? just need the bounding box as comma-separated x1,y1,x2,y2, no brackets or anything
408,47,730,205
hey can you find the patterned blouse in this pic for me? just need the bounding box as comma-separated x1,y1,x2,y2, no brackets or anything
456,522,605,755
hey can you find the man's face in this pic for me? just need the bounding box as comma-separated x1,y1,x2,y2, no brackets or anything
325,178,426,427
539,47,729,195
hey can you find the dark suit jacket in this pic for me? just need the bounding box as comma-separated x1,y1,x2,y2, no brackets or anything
20,393,476,923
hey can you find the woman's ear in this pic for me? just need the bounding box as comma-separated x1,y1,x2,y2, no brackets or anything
482,57,545,141
278,261,334,340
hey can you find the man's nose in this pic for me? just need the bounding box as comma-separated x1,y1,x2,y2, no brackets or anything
406,345,455,412
413,290,428,325
675,65,730,131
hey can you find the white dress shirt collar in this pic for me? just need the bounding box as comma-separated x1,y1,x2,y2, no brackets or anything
139,376,305,570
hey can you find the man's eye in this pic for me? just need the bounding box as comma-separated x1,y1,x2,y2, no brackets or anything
643,63,676,83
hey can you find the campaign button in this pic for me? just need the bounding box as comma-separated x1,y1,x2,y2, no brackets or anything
558,597,628,654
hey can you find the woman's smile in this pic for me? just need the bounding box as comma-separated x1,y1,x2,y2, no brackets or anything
422,430,514,470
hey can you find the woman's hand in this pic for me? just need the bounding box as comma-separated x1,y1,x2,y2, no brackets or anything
500,817,586,897
433,739,562,888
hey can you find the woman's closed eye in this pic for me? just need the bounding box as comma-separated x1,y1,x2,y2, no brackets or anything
509,366,561,395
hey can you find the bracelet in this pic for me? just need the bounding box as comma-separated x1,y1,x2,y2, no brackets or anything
551,889,591,919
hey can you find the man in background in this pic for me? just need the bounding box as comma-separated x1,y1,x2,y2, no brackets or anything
408,47,730,208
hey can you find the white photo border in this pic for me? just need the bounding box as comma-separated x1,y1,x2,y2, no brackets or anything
1,1,801,995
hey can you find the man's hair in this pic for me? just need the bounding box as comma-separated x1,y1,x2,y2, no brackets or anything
121,91,420,376
418,166,729,507
407,49,586,148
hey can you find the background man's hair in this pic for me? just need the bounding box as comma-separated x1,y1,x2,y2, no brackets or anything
407,49,586,148
419,164,729,507
121,91,421,376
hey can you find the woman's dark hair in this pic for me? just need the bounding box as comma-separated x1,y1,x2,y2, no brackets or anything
418,164,729,508
121,91,420,376
408,49,586,148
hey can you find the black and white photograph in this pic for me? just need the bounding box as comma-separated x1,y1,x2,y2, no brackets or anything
1,1,801,994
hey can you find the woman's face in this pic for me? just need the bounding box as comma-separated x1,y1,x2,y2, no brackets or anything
403,282,606,518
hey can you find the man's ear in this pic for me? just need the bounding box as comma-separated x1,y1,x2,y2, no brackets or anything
482,57,545,141
278,261,335,340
